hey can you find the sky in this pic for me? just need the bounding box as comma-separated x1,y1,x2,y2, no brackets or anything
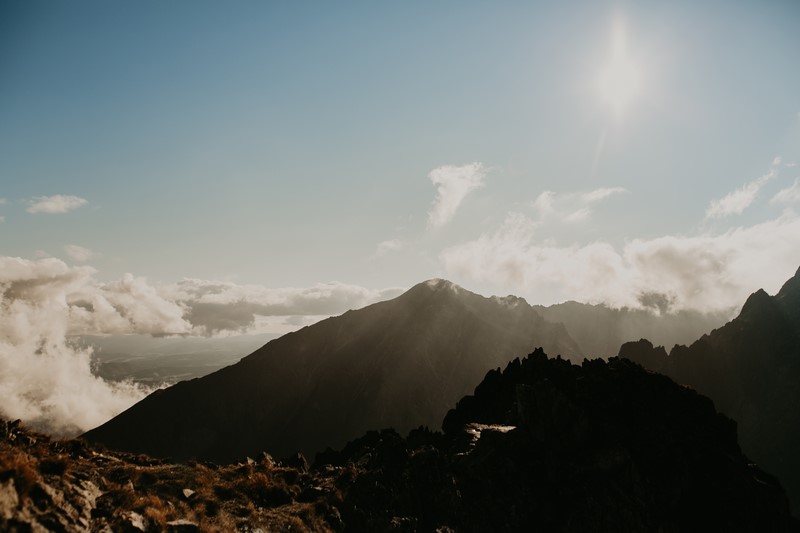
2,0,800,434
2,1,800,325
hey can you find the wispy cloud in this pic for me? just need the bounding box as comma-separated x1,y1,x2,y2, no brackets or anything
771,178,800,204
533,186,627,222
704,159,780,219
373,239,403,258
64,244,94,261
427,162,486,228
0,198,7,205
441,211,800,313
27,195,88,214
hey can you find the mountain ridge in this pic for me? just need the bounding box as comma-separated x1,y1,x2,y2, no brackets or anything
83,279,582,462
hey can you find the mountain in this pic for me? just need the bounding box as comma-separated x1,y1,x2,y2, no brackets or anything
83,279,581,462
5,351,798,532
620,266,800,513
309,351,799,531
532,300,730,357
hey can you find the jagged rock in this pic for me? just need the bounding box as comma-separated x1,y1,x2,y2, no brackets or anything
620,266,800,514
329,350,799,532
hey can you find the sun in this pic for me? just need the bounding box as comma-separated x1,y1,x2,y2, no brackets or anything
596,20,642,116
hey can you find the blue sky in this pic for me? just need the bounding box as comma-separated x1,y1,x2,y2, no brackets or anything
2,0,800,314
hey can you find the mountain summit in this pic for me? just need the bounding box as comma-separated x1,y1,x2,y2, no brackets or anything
84,279,581,462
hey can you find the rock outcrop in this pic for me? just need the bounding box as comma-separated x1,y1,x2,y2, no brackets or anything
620,266,800,514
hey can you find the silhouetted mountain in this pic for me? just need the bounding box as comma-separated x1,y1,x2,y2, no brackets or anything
620,266,800,514
532,300,730,357
5,351,798,531
83,279,581,463
319,351,798,532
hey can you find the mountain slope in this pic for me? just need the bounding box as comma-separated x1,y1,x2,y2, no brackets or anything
83,279,581,462
620,266,800,513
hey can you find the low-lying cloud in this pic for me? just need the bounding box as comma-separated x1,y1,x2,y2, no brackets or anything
0,256,404,435
441,210,800,313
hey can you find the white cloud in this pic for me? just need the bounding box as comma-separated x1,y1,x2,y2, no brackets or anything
0,198,7,205
27,195,88,214
0,257,193,436
374,239,404,258
532,187,627,222
441,211,800,313
705,160,779,219
580,187,628,204
0,216,4,223
64,244,94,261
427,162,486,228
771,178,800,204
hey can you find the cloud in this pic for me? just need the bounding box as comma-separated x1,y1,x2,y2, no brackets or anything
0,257,194,436
0,255,405,434
441,211,800,314
27,195,88,214
533,187,627,222
704,160,779,219
164,279,405,335
771,178,800,204
427,162,486,228
373,239,404,258
0,198,7,205
580,187,628,204
0,216,4,223
64,244,94,261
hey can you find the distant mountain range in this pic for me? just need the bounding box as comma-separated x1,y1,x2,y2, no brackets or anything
532,301,729,357
84,279,582,462
620,266,800,514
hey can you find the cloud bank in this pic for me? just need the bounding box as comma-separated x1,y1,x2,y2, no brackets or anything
441,211,800,313
0,258,182,436
27,195,88,214
164,279,404,335
427,162,486,228
0,256,404,434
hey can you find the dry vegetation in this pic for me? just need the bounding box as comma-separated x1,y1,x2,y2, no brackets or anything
0,419,344,532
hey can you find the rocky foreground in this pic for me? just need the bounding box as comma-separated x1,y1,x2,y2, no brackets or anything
3,351,799,532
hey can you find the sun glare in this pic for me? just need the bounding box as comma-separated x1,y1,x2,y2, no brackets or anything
597,19,642,117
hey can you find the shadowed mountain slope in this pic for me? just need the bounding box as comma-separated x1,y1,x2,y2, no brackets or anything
620,266,800,514
83,279,581,462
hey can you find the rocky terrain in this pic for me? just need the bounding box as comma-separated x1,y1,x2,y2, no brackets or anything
83,279,581,462
4,350,798,532
620,266,800,513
